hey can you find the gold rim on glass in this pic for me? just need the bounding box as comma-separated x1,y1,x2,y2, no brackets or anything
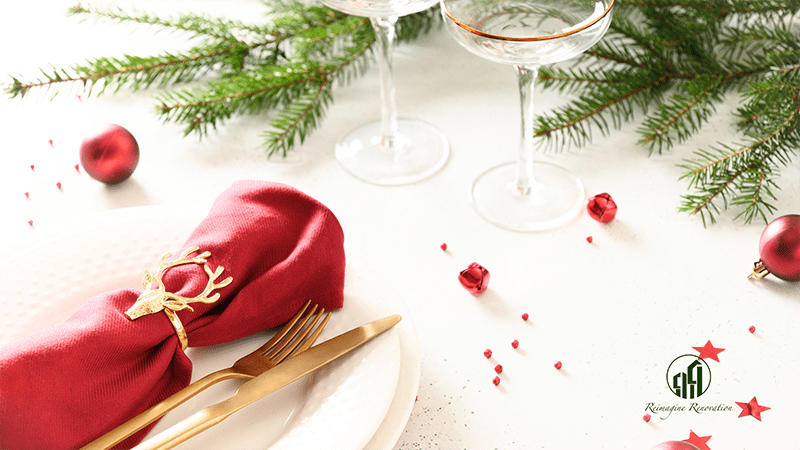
442,0,614,42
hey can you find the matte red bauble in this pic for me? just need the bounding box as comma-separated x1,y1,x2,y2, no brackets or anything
751,214,800,282
649,442,700,450
79,124,140,184
586,193,617,223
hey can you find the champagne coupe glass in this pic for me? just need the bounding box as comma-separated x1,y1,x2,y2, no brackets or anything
321,0,450,185
441,0,614,230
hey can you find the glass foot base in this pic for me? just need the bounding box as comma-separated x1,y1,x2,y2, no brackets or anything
335,119,449,185
471,161,584,231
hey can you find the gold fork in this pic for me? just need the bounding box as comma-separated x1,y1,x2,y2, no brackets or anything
81,300,332,450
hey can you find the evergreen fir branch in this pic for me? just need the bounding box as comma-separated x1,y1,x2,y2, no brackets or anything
262,79,333,157
5,43,251,99
638,74,725,154
263,34,377,155
155,63,325,137
68,3,256,42
679,76,799,224
536,73,669,149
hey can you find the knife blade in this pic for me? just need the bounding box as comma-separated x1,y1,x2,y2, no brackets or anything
131,314,401,450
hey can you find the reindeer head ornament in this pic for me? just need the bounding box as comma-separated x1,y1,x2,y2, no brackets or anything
125,246,233,320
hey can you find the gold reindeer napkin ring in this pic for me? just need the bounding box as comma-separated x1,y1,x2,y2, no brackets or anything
125,246,233,351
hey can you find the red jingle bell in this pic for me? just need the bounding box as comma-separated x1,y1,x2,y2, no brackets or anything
586,193,617,223
458,262,490,295
79,124,140,185
750,214,800,282
649,442,701,450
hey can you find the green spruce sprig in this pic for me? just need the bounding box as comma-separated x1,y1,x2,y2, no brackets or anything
4,1,439,156
536,0,800,224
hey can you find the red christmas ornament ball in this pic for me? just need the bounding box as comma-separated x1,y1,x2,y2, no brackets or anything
649,442,700,450
79,124,140,184
586,193,617,223
753,214,800,281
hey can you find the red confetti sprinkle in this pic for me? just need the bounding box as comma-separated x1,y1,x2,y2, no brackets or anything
643,413,651,422
75,164,81,172
28,220,33,227
492,376,500,386
511,339,519,349
483,349,492,358
749,325,756,333
521,313,529,321
48,139,54,147
30,165,35,172
56,182,62,190
494,364,503,374
77,95,82,101
586,236,593,243
440,243,447,251
24,192,30,199
554,361,562,370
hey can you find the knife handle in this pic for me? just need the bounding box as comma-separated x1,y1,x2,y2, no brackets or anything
81,368,239,450
130,399,238,450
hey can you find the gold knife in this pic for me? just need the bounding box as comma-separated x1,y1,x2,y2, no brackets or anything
130,314,401,450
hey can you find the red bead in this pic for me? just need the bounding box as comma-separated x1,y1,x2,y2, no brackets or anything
511,339,519,349
757,214,800,281
586,193,617,223
48,139,54,147
458,262,490,295
27,220,33,227
554,361,562,370
749,325,756,333
494,364,503,374
80,124,140,185
521,313,529,321
56,182,62,189
24,192,29,199
483,349,492,358
586,236,593,243
30,165,35,172
643,413,651,422
492,376,500,385
440,243,447,251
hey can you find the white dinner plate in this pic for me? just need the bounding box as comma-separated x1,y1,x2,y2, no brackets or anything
0,205,420,449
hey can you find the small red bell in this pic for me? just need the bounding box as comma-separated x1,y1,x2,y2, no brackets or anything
586,193,617,223
458,262,490,295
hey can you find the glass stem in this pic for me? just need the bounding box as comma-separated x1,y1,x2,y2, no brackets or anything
370,16,399,151
515,64,541,195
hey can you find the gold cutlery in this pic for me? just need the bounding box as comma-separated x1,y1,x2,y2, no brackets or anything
82,300,330,450
132,314,401,450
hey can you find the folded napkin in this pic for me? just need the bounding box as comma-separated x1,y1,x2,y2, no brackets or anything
0,180,346,450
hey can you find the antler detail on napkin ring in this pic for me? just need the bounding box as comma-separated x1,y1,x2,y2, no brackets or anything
125,246,233,350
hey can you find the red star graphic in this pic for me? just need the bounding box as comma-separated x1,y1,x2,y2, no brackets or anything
692,340,725,362
736,396,771,421
684,430,712,450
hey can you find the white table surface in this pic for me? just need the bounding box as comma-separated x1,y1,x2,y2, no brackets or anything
1,1,799,449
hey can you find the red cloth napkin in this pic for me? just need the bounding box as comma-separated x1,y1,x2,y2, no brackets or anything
0,181,346,449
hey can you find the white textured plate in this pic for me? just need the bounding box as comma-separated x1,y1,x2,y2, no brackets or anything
0,205,407,450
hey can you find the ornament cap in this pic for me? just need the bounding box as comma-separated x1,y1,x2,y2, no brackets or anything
749,259,770,279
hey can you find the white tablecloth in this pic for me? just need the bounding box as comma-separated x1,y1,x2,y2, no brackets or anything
1,1,798,449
